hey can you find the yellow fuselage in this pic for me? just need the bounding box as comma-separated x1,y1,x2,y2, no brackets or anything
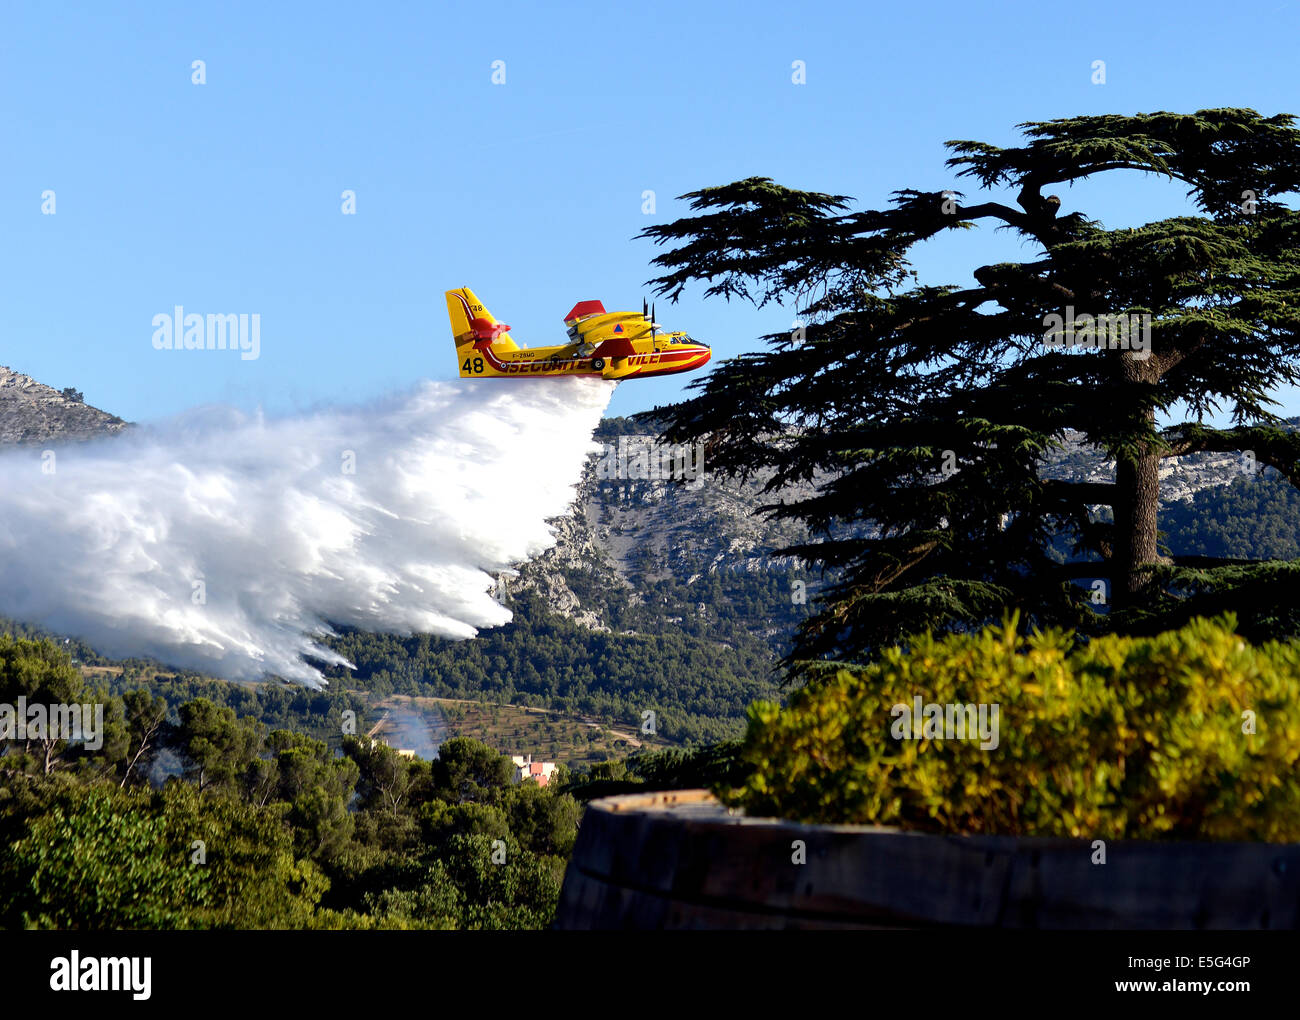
448,289,711,381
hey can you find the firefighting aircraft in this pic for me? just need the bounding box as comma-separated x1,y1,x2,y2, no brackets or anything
446,286,711,381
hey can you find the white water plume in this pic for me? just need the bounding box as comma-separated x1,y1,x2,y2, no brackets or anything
0,377,614,686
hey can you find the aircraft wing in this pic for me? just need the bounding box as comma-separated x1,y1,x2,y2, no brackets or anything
564,300,606,326
593,336,637,359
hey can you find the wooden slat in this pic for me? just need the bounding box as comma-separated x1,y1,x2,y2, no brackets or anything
554,790,1300,930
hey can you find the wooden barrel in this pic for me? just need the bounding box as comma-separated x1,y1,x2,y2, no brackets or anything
554,789,1300,929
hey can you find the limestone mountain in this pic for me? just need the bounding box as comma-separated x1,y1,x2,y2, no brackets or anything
0,365,127,445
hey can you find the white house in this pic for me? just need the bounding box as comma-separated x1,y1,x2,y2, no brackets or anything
510,753,558,788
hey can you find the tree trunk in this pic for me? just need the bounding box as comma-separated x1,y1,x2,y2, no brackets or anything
1112,450,1160,607
1111,354,1162,609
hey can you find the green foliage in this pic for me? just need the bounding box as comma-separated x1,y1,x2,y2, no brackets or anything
595,415,658,438
0,633,96,776
431,736,515,803
1111,560,1300,643
264,730,359,861
719,616,1300,841
332,735,577,929
361,835,561,930
0,779,327,929
564,741,749,802
176,697,264,793
156,781,329,927
0,633,85,705
438,834,563,930
323,590,781,744
1162,474,1300,560
344,737,416,820
1,784,205,928
121,672,368,749
502,779,581,856
0,634,582,930
119,688,168,786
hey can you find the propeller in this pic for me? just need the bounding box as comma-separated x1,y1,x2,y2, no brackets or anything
650,301,657,342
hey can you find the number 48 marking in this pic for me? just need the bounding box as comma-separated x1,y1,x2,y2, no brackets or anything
462,358,485,374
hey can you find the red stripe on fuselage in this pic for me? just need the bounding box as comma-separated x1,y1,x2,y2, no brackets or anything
469,326,709,379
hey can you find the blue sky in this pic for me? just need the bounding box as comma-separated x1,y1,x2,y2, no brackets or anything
2,0,1299,424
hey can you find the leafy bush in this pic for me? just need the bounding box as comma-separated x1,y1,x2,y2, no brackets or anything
719,615,1300,841
0,780,327,928
1,786,205,928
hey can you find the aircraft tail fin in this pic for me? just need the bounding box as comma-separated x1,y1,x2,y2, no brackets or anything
446,287,518,376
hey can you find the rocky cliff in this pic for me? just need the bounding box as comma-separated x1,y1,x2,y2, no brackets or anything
0,366,127,445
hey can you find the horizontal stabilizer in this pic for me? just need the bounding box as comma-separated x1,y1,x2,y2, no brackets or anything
471,317,511,345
